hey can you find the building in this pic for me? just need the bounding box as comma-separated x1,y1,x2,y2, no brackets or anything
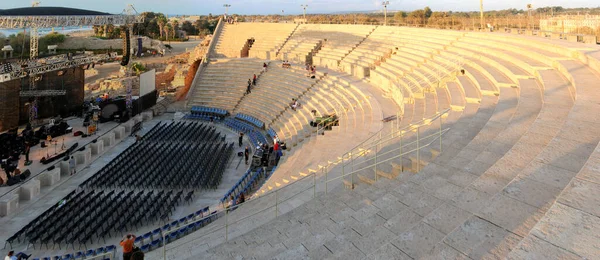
540,14,600,33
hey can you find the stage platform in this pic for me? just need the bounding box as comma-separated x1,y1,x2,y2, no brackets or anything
0,118,119,197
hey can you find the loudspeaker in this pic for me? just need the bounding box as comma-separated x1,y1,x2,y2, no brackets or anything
20,169,31,180
120,29,131,66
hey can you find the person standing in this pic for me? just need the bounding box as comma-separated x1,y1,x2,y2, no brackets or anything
238,132,244,147
120,234,136,260
69,156,76,175
244,147,250,165
252,74,257,86
24,142,31,166
246,80,252,94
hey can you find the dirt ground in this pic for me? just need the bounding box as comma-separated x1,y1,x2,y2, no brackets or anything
85,39,201,85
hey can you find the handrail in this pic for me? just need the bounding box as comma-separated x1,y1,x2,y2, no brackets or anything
206,17,224,61
331,128,450,184
159,108,450,259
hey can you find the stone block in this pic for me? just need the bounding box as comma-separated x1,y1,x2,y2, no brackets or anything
566,35,578,43
84,147,92,162
91,140,104,155
0,193,19,217
102,132,115,147
59,160,70,176
75,152,88,165
122,121,134,133
582,35,597,45
39,168,61,186
114,126,126,139
133,115,143,124
19,179,41,201
142,111,153,121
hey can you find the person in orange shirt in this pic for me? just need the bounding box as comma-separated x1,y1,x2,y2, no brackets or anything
120,234,136,260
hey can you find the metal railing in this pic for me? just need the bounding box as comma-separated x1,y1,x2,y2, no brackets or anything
158,108,450,259
86,251,116,260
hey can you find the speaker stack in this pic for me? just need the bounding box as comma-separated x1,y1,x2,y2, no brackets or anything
120,29,131,66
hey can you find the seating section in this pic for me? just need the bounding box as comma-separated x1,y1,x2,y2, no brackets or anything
191,106,228,117
30,245,116,260
84,122,232,190
9,188,182,251
213,23,297,59
5,122,234,255
278,24,375,66
234,65,320,139
193,26,600,260
234,113,264,129
223,118,269,147
188,58,265,111
370,27,466,105
221,168,265,207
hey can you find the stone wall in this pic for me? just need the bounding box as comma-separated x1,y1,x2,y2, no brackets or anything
59,36,164,51
156,64,177,90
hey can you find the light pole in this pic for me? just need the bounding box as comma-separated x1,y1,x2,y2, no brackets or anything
527,4,533,30
382,1,390,26
479,0,484,30
223,4,231,16
301,5,308,23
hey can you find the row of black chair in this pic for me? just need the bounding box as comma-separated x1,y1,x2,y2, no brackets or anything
6,121,235,255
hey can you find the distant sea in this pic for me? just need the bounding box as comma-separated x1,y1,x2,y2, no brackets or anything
0,26,93,36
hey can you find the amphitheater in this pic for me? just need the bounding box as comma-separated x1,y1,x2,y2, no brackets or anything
2,21,600,260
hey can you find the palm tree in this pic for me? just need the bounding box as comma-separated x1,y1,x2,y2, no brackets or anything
171,20,179,39
156,14,167,39
164,23,172,41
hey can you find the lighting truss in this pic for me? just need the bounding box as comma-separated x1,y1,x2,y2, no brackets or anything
20,89,67,97
0,15,143,29
1,52,117,83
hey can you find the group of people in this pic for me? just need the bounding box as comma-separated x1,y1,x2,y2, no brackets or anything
281,60,291,68
238,133,252,165
224,15,238,24
226,192,246,210
246,74,257,94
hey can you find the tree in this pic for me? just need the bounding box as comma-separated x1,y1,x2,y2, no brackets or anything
394,11,408,22
409,9,427,25
164,23,172,40
181,21,197,35
156,14,167,39
171,20,180,39
424,7,433,19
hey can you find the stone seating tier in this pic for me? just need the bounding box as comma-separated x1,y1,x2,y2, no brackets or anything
157,25,600,259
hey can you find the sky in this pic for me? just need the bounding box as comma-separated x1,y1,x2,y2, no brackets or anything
1,0,599,15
